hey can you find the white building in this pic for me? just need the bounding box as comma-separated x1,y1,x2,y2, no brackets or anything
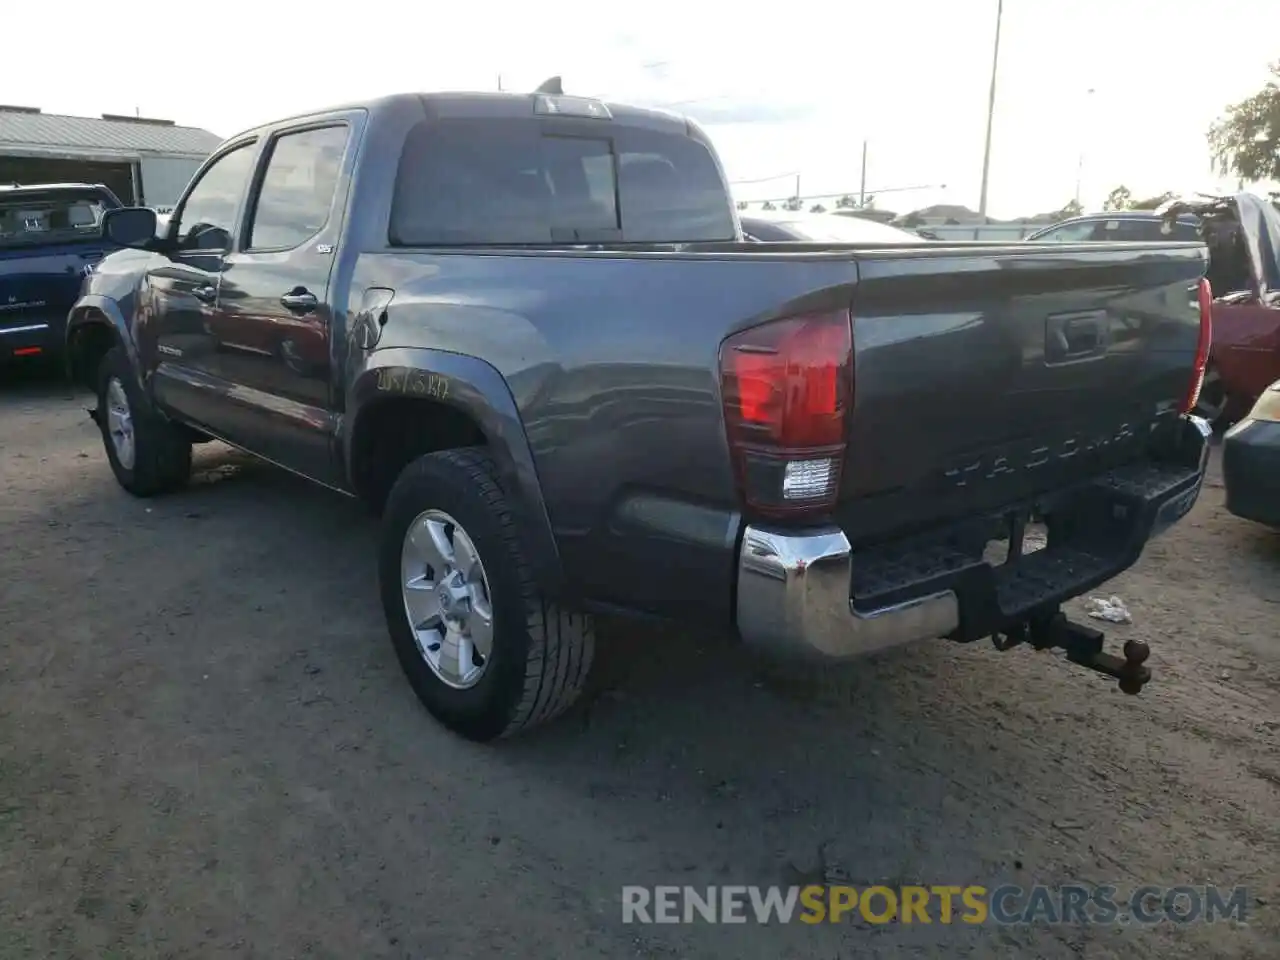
0,105,220,209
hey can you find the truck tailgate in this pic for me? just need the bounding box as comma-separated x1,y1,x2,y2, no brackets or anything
836,242,1209,542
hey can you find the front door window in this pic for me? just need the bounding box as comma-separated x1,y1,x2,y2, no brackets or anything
171,143,257,252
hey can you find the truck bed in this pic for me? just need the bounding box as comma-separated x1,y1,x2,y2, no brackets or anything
353,238,1208,621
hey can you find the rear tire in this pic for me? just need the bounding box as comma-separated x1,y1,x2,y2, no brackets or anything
379,447,594,741
96,346,192,497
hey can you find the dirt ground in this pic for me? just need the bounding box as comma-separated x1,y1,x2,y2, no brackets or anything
1,365,1277,959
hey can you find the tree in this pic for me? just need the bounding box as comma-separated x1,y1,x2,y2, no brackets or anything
1059,199,1083,218
736,200,748,210
783,196,803,212
809,203,827,213
1103,186,1132,211
761,200,776,211
835,195,858,208
1208,61,1280,183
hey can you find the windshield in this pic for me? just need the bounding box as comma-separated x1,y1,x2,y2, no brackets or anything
765,215,920,243
0,191,109,248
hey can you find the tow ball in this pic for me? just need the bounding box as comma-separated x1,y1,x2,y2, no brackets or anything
992,611,1151,694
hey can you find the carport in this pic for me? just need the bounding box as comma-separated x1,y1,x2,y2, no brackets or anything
0,104,221,209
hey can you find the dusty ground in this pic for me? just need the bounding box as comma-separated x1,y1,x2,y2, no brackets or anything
1,364,1278,960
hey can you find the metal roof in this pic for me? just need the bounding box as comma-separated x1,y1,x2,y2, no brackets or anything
0,109,221,160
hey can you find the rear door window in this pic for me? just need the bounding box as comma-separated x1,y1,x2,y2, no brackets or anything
246,125,349,250
389,118,735,245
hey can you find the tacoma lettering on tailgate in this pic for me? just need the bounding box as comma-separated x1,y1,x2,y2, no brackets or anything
943,421,1140,489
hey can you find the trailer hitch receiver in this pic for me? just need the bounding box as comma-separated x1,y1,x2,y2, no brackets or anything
992,611,1151,694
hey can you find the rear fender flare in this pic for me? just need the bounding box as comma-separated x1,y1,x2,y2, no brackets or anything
346,348,563,593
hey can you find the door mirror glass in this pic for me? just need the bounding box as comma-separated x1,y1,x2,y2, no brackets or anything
101,207,158,249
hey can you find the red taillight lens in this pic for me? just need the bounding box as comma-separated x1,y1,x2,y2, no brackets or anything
720,309,853,516
1181,276,1213,414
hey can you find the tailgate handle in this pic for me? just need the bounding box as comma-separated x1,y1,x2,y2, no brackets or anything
1045,311,1108,364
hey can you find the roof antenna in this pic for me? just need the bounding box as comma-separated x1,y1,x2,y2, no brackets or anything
534,76,564,95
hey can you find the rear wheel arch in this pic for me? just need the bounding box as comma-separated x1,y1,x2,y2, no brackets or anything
349,395,489,510
345,357,564,596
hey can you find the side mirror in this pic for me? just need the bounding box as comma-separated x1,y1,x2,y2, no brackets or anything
102,207,159,249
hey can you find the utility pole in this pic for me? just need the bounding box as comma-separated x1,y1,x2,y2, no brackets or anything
859,140,868,206
977,0,1003,219
497,73,504,91
1074,87,1095,208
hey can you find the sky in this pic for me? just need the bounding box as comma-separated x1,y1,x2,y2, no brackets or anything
7,0,1280,220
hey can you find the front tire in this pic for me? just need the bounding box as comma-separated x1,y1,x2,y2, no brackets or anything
97,346,192,497
379,447,594,741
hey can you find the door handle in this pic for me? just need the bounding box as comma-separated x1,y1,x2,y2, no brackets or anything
192,284,217,303
280,288,318,312
1045,310,1108,364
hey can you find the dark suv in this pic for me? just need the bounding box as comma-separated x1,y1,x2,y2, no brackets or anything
1026,212,1201,243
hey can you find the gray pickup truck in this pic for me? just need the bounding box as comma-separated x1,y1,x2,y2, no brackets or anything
65,88,1213,741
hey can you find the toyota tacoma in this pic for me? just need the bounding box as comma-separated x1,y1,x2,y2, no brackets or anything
65,86,1213,741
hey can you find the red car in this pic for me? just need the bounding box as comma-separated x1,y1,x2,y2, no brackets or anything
1158,194,1280,426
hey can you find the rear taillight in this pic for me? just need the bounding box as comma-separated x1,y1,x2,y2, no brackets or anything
719,309,852,517
1181,276,1213,414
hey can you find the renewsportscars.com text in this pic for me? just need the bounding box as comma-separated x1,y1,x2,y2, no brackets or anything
621,884,1250,926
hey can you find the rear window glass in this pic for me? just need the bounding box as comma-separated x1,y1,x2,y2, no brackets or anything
0,191,109,247
389,118,736,245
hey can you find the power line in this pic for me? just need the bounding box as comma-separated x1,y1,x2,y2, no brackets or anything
729,171,801,186
735,184,947,206
651,93,731,109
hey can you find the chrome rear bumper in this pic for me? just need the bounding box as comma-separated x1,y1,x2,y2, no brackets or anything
735,525,959,661
734,418,1210,662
